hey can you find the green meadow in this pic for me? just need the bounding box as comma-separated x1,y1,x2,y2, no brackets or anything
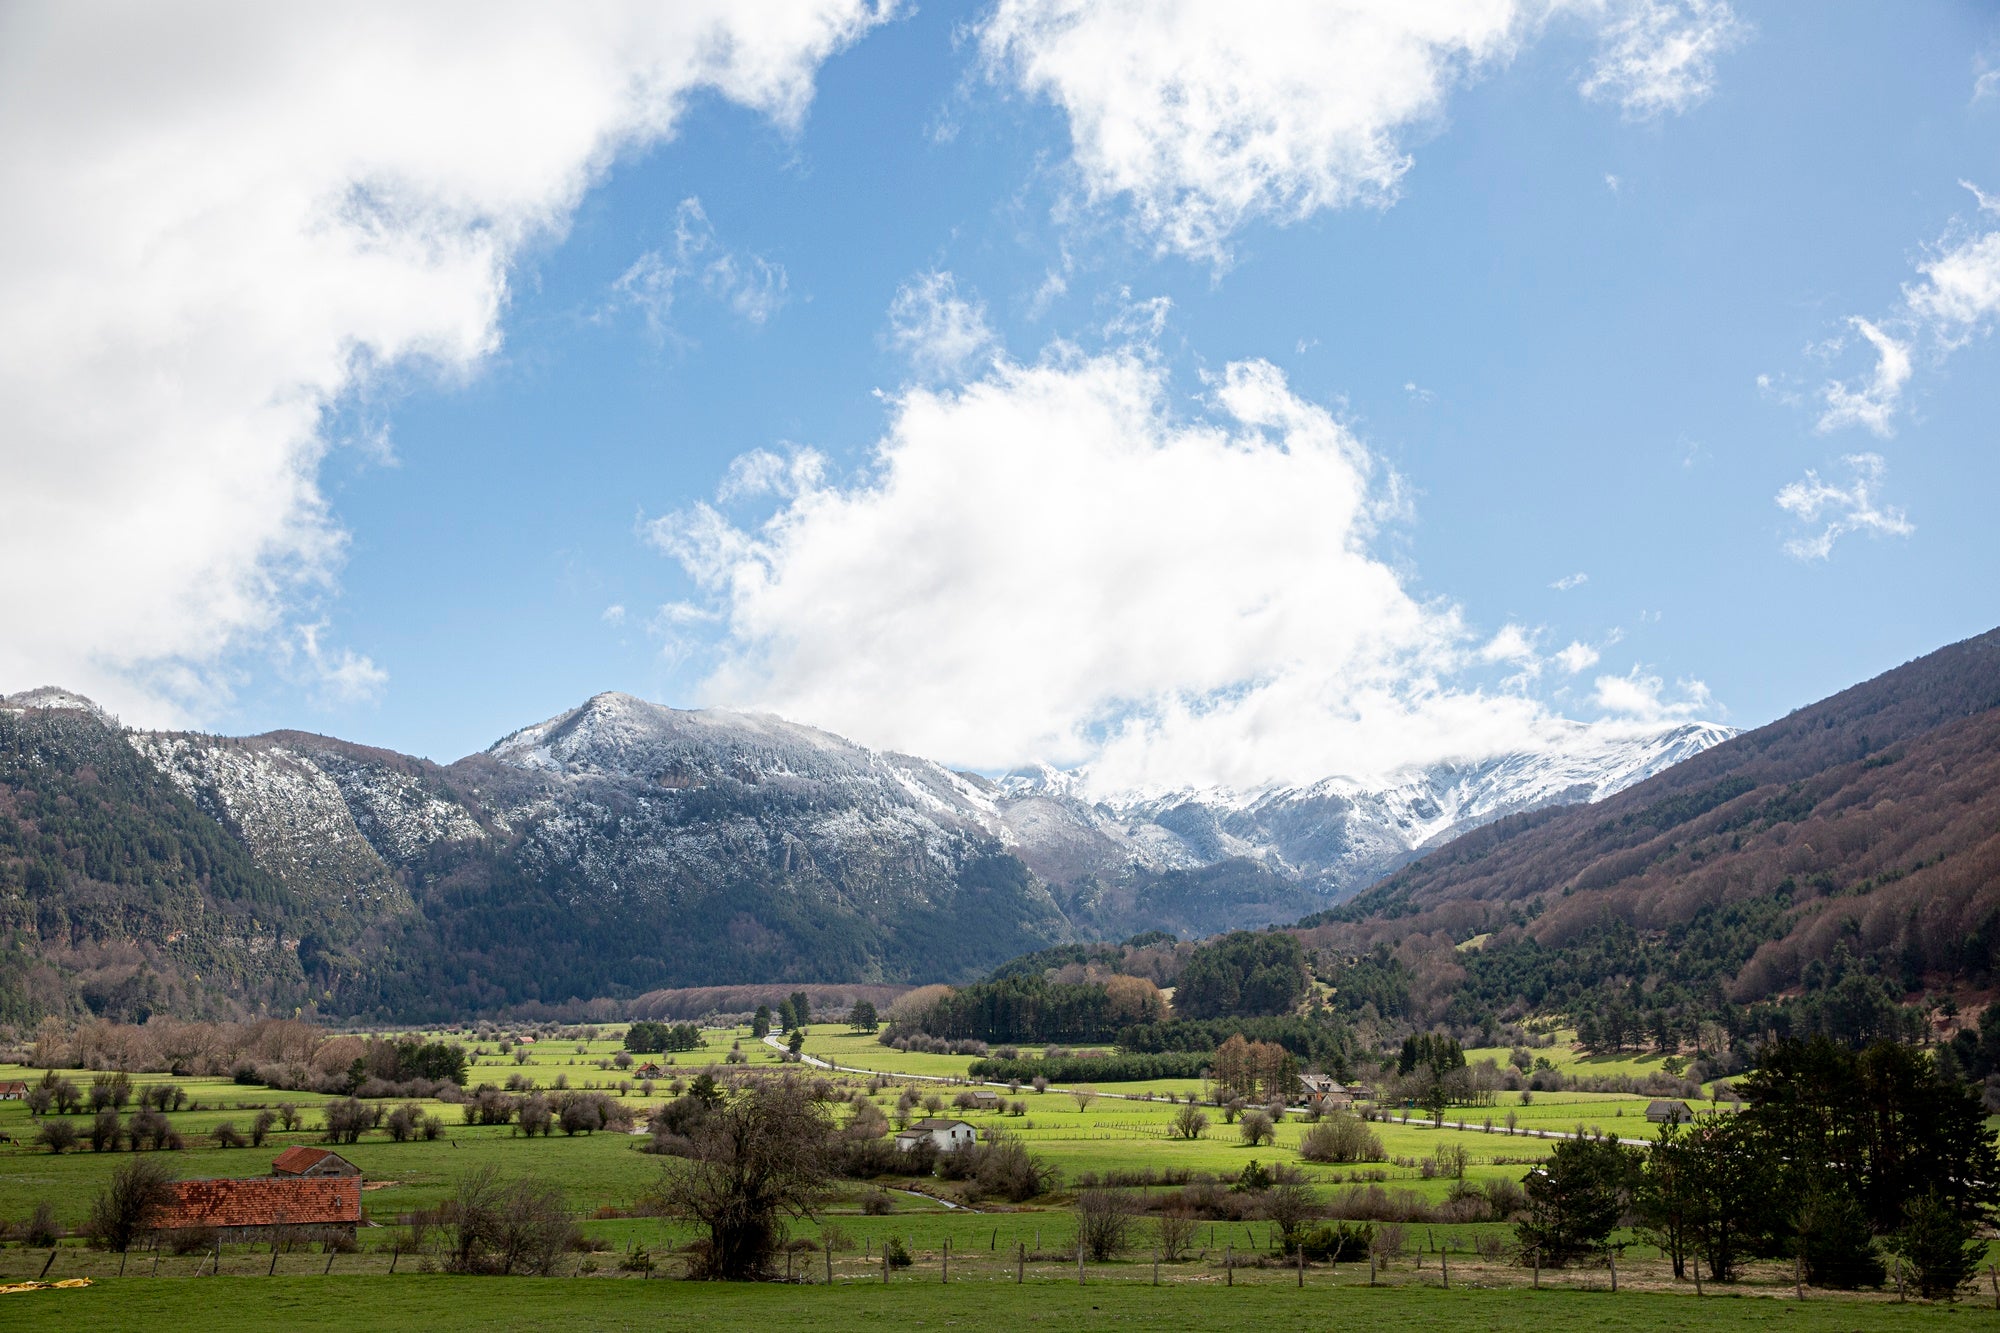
1,1022,1992,1318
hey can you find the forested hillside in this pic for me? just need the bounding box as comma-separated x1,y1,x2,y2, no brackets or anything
1299,626,2000,1042
0,708,317,1023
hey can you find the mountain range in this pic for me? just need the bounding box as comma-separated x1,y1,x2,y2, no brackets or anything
0,682,1724,1022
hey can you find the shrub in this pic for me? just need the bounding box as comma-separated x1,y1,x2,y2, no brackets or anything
1299,1112,1383,1163
1075,1189,1135,1260
860,1188,894,1216
37,1120,79,1154
1168,1103,1209,1141
1239,1109,1275,1146
212,1121,245,1149
883,1236,913,1268
1298,1220,1373,1261
23,1201,61,1247
250,1110,275,1147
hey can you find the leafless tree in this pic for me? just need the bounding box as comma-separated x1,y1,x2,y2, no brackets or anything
1155,1209,1198,1262
658,1077,834,1279
438,1166,578,1275
87,1156,178,1253
1070,1085,1098,1113
1075,1189,1135,1260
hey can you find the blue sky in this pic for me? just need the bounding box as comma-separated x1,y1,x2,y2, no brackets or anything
5,2,1998,788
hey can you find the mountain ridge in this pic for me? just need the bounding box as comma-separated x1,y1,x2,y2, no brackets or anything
0,682,1731,1021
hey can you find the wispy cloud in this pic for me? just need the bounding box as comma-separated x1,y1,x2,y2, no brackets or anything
1816,317,1912,437
1550,572,1589,591
1775,453,1913,560
1580,0,1749,121
611,198,790,337
887,271,997,382
1809,182,2000,437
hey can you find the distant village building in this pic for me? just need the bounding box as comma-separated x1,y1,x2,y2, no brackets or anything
634,1062,664,1080
270,1147,362,1178
0,1080,28,1100
895,1118,977,1153
1298,1075,1353,1111
1646,1099,1692,1125
153,1177,362,1244
963,1090,1002,1111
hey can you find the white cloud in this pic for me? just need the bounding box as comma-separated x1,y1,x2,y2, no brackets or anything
1816,318,1912,437
1775,453,1913,560
652,346,1702,792
602,605,627,625
977,1,1740,262
887,271,998,382
1555,641,1600,674
0,3,885,723
1480,624,1540,667
1550,571,1589,591
1579,0,1747,120
1904,185,2000,343
291,623,388,707
1604,173,1622,193
1809,183,2000,436
979,0,1530,262
612,197,791,336
1592,665,1709,720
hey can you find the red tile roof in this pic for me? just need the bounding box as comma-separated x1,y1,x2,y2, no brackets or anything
155,1177,361,1230
271,1146,345,1175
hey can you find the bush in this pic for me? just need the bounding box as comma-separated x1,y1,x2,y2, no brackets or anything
860,1188,894,1216
1299,1112,1383,1163
37,1120,79,1154
1168,1103,1209,1141
23,1201,60,1247
883,1236,913,1268
1298,1220,1373,1261
250,1110,276,1147
1075,1189,1135,1260
211,1121,245,1149
1239,1109,1275,1146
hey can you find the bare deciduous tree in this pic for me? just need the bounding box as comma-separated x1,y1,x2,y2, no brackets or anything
659,1077,834,1280
1074,1188,1134,1260
87,1156,178,1253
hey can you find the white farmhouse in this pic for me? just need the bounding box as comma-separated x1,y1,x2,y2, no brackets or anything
894,1118,977,1153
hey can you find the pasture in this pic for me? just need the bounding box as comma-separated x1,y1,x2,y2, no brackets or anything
0,1021,1990,1319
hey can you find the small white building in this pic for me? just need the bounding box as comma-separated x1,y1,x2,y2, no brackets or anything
895,1118,977,1153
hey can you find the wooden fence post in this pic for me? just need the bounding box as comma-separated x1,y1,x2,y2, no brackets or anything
1794,1249,1803,1301
39,1248,57,1280
942,1238,948,1284
1226,1243,1232,1287
1608,1249,1617,1293
1368,1252,1376,1287
882,1247,889,1284
1017,1241,1024,1284
1532,1247,1540,1289
1298,1244,1305,1288
1441,1248,1449,1290
825,1244,832,1285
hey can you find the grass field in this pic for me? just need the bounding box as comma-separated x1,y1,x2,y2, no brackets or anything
3,1022,1993,1320
0,1273,1991,1330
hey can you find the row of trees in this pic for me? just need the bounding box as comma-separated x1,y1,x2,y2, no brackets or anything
1517,1037,1998,1298
622,1021,704,1054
